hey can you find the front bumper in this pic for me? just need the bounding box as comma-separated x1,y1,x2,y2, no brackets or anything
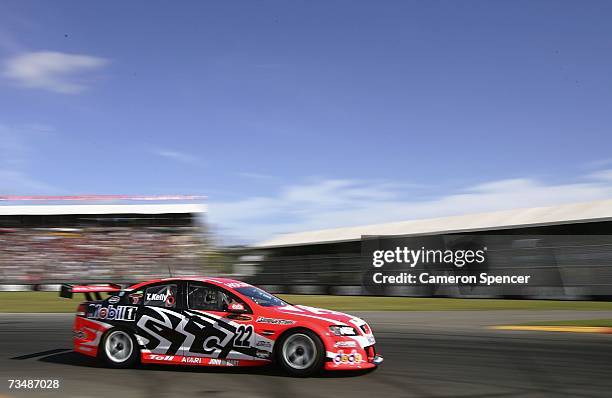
324,343,382,370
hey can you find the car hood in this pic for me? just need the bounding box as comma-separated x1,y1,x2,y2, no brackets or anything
271,304,363,326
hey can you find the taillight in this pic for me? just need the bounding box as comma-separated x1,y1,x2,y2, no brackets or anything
76,303,86,317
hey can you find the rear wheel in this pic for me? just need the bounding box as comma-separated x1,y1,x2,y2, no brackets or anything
277,329,325,377
100,329,139,368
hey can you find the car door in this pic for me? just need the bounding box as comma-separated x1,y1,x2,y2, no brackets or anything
134,282,184,356
182,282,256,362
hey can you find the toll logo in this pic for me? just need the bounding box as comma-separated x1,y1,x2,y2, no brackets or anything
89,304,137,321
148,354,175,361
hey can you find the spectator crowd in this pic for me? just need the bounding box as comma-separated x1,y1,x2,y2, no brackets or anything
0,227,207,284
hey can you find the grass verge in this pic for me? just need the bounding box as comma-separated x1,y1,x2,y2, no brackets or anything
2,292,612,313
517,319,612,327
280,295,612,311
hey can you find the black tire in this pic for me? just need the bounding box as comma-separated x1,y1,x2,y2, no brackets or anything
99,328,139,368
276,329,325,377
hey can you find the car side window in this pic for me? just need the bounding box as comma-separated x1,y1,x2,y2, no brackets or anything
187,283,248,312
144,284,177,308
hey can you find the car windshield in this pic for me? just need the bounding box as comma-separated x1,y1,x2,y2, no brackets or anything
235,286,288,307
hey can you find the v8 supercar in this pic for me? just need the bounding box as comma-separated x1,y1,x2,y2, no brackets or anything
61,277,383,376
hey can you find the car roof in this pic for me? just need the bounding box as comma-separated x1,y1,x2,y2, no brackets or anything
126,276,244,291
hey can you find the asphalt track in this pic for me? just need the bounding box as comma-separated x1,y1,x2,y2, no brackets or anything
1,311,612,398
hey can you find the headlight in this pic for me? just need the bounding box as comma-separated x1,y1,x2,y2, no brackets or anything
329,325,358,336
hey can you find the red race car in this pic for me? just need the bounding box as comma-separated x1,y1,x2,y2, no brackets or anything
61,277,383,376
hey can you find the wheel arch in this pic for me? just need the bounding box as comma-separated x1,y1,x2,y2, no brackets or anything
272,326,327,359
98,325,142,361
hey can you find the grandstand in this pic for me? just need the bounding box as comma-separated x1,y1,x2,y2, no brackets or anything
249,199,612,299
0,196,208,285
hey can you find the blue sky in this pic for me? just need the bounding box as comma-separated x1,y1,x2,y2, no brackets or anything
1,1,612,242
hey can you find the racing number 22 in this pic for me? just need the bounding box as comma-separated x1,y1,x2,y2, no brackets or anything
234,325,253,347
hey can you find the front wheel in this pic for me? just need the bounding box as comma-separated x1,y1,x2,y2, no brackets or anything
99,329,139,368
277,329,325,377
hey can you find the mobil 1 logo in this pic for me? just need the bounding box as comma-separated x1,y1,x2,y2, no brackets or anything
88,304,138,321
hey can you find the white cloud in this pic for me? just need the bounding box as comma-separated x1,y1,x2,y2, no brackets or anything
587,169,612,181
209,174,612,244
152,149,199,165
3,51,109,94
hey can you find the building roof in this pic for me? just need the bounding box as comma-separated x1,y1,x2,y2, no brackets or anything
254,199,612,248
0,203,206,216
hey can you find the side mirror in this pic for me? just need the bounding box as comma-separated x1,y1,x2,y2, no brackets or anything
228,302,247,313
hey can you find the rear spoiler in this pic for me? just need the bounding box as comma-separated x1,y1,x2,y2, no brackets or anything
60,283,122,301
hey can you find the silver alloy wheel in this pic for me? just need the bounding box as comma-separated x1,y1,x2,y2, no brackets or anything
282,333,317,370
104,330,133,363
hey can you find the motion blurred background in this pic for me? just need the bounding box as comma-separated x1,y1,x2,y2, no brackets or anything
2,195,612,300
3,2,612,397
1,1,612,301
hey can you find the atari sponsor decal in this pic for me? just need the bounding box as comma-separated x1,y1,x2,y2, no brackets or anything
145,354,238,366
182,357,202,364
256,316,295,325
88,304,137,321
145,354,202,364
